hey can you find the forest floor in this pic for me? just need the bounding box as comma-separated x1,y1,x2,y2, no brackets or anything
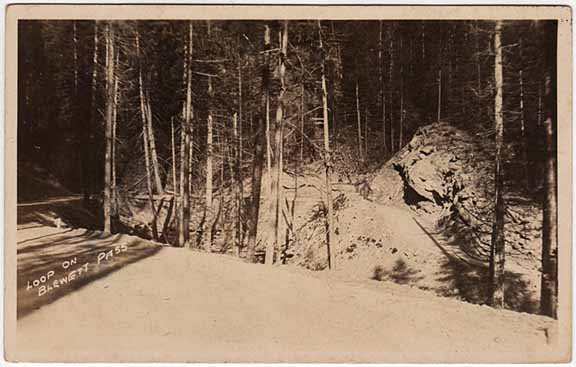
14,221,558,363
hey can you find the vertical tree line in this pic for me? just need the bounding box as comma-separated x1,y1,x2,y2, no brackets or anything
18,19,559,317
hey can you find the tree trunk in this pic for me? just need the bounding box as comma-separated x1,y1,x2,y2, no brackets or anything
332,20,343,80
72,21,88,211
171,118,177,195
299,80,305,165
111,50,119,221
399,63,404,148
103,23,115,234
238,111,244,251
162,196,175,243
364,105,368,159
437,69,442,122
246,116,265,262
233,112,241,255
178,21,193,247
236,57,244,254
205,76,214,252
145,93,164,195
355,82,363,161
134,28,163,196
489,20,505,309
188,117,194,199
265,21,288,266
86,21,99,208
291,78,305,247
318,20,336,270
420,22,425,60
379,20,388,155
136,27,158,241
246,24,271,263
73,21,78,101
265,93,272,194
475,20,482,121
537,80,543,128
388,25,395,152
447,27,453,113
518,40,528,185
168,117,177,243
540,21,558,319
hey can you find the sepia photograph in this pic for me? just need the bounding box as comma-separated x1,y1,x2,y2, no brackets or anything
4,4,572,363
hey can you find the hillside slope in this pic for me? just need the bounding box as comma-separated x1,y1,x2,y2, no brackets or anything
289,123,544,313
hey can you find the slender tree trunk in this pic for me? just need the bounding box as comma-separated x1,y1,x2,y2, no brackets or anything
205,76,214,252
145,93,164,195
318,20,336,270
292,78,305,239
136,26,158,241
168,117,177,242
518,40,528,185
420,21,425,60
379,20,387,155
364,105,368,159
388,25,395,152
162,197,175,243
246,116,265,262
111,51,119,220
178,21,193,247
475,20,482,121
171,118,177,195
332,20,343,80
73,21,78,99
475,21,482,93
265,93,272,193
103,23,115,234
355,82,363,161
540,21,558,319
300,81,305,165
265,21,288,266
437,69,442,122
519,68,528,185
489,20,506,308
236,57,244,254
264,26,273,197
72,21,86,211
399,63,404,148
134,27,163,196
233,112,241,255
188,118,193,198
85,21,99,208
329,51,337,138
537,80,543,128
447,27,453,113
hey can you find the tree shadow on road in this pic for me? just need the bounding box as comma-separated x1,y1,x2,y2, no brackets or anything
18,202,102,230
372,259,425,286
17,231,163,319
413,218,539,313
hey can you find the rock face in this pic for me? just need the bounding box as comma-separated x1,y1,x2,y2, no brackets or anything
374,122,543,312
389,123,493,209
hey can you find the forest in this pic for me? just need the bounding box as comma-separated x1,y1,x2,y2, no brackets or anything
18,19,558,319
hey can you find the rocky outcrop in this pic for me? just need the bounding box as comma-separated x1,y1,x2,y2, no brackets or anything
372,123,543,312
389,123,494,209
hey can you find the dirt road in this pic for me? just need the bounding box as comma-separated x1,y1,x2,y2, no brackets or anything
13,237,558,363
